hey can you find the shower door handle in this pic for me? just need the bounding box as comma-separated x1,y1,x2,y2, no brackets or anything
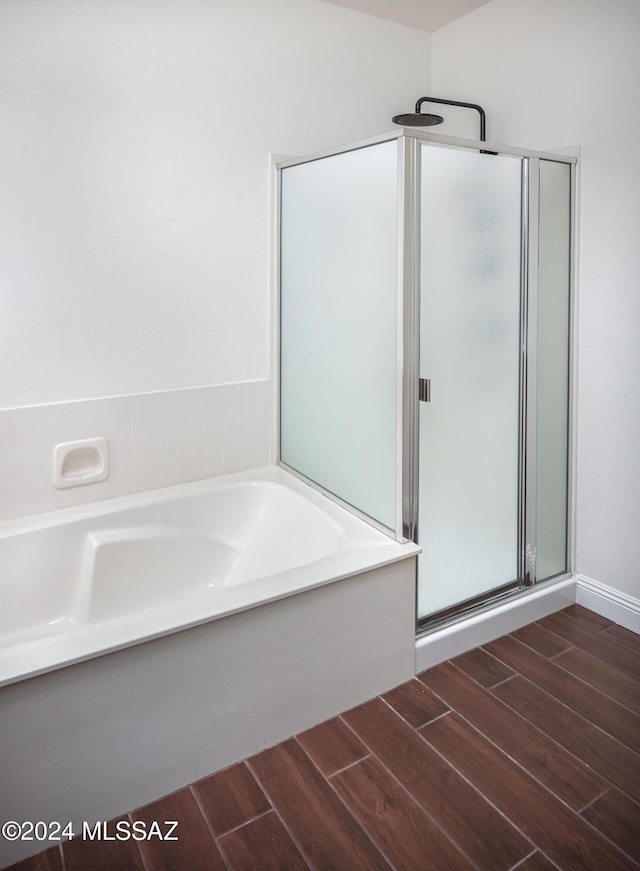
419,378,431,402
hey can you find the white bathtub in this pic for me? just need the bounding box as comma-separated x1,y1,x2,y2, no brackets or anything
0,465,419,687
1,465,419,867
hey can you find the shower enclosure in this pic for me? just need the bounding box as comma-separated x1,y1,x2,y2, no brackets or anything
275,129,575,630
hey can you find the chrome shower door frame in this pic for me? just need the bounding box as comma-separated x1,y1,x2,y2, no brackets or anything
272,130,577,628
274,133,411,541
411,137,576,631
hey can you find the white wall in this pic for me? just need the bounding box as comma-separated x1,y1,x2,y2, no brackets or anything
0,0,430,408
431,0,640,602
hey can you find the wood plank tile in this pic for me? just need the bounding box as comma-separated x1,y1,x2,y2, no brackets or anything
581,788,640,864
63,817,145,871
342,698,530,871
381,678,449,728
514,853,560,871
297,715,368,777
5,847,63,871
419,661,608,809
420,712,636,871
492,675,640,803
192,762,271,837
330,755,474,870
248,737,390,871
218,811,309,871
538,611,598,647
485,635,640,752
511,621,574,658
554,646,640,716
538,612,640,676
449,646,516,687
564,604,614,631
604,623,640,655
133,788,226,871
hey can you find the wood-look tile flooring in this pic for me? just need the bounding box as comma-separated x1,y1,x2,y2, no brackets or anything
9,605,640,871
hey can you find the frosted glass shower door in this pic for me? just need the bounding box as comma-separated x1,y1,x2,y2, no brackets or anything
417,145,523,620
279,141,398,531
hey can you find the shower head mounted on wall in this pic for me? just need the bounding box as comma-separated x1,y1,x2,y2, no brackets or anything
393,96,487,143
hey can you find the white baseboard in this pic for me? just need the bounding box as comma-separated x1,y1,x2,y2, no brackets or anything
575,574,640,633
415,578,576,673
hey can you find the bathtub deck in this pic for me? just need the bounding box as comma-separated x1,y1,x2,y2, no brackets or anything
8,605,640,871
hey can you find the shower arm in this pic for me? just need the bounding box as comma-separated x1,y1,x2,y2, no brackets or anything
415,97,486,142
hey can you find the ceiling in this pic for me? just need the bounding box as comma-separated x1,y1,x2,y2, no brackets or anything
319,0,492,32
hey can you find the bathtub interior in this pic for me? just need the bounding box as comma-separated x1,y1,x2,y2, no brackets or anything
0,466,420,685
0,478,347,646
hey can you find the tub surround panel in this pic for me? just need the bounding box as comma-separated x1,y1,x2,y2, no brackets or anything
0,558,416,868
0,381,269,521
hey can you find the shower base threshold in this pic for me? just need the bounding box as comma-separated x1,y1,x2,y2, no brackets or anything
415,576,575,673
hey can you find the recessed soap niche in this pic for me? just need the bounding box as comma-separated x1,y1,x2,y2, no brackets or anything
53,437,109,489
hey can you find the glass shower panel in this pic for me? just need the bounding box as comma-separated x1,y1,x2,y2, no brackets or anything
417,145,522,620
536,160,571,581
279,141,398,531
